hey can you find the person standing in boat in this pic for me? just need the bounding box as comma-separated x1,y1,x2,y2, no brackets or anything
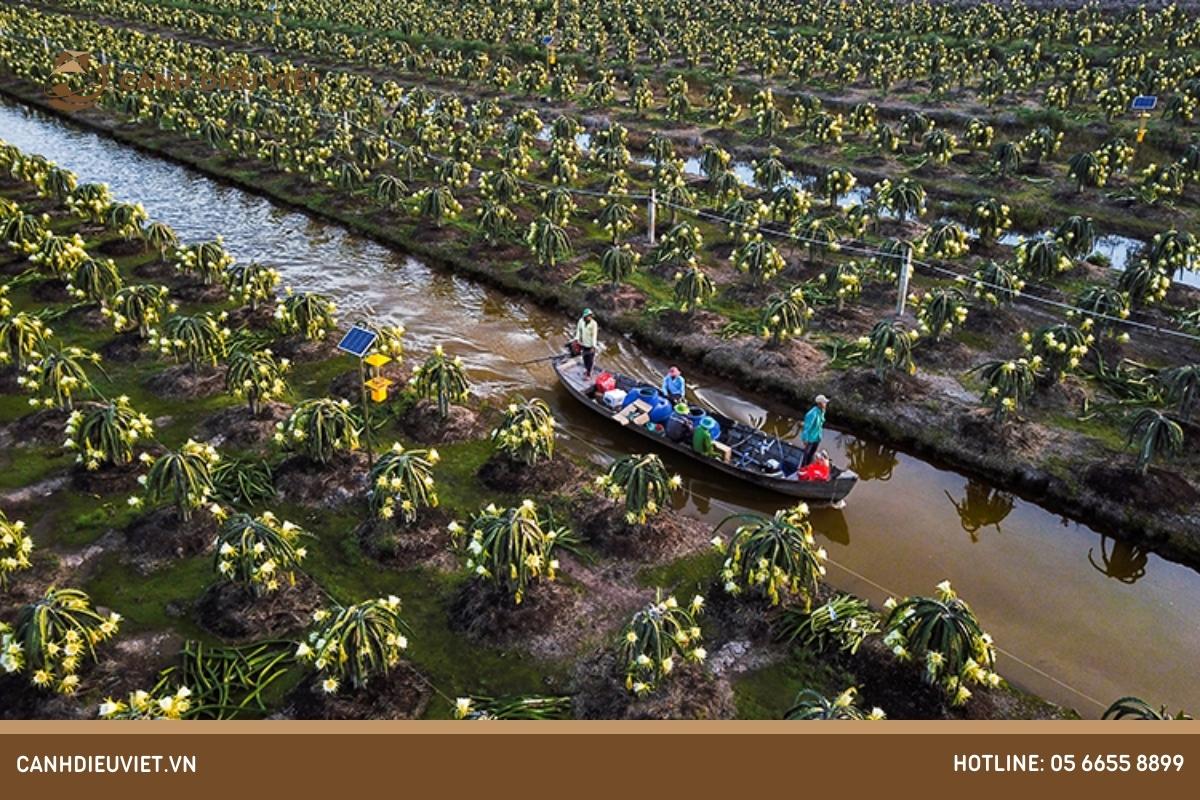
574,308,598,378
800,394,829,467
661,366,686,405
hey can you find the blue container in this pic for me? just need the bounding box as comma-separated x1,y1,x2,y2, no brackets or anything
647,396,673,424
686,406,707,426
621,385,659,409
698,415,722,442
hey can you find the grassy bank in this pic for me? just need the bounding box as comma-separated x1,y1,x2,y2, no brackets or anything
0,116,1089,721
2,80,1195,570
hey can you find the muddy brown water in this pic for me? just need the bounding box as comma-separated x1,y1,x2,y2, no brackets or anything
3,99,1198,719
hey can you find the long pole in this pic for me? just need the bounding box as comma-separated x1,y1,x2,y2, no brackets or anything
517,352,565,366
359,357,374,470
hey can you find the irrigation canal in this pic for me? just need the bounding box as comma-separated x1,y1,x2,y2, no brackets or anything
3,98,1197,718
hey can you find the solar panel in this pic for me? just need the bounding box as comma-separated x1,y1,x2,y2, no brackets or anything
1130,95,1157,111
336,325,378,358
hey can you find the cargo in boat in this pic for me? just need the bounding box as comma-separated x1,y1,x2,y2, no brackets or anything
553,356,858,504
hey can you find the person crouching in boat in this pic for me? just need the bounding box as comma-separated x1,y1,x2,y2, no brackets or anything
661,366,685,405
693,422,716,457
797,450,831,481
574,308,598,378
800,394,829,466
666,403,692,443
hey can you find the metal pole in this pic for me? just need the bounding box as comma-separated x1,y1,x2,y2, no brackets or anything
647,187,656,245
359,357,374,470
896,247,912,317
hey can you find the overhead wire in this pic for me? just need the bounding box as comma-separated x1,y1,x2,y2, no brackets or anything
9,25,1199,344
6,23,1124,716
550,419,1107,714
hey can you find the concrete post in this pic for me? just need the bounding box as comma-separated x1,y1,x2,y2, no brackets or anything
647,187,657,246
358,357,374,470
896,247,913,317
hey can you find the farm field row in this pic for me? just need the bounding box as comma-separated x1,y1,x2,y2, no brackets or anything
0,134,1083,720
0,3,1196,562
32,0,1200,244
0,0,1197,722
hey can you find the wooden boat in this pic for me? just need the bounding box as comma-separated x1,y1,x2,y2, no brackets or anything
553,356,858,504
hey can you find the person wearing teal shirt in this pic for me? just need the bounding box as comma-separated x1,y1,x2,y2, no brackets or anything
661,366,685,404
800,394,829,466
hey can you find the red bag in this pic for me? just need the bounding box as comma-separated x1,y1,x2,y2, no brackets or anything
797,461,830,482
594,372,616,393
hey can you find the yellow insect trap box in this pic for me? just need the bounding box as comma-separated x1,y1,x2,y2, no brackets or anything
364,376,394,403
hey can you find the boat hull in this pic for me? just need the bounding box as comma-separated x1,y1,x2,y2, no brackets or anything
554,358,857,504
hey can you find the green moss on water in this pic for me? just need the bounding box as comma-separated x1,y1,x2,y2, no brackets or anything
732,646,856,720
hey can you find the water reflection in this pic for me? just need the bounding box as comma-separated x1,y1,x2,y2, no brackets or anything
842,437,899,482
7,99,1200,717
682,480,712,516
944,480,1016,542
811,506,850,546
1089,537,1150,585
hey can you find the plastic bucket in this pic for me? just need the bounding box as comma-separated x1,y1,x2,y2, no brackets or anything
621,385,659,409
698,415,722,442
647,396,673,424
